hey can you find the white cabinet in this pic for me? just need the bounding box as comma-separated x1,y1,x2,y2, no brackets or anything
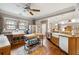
59,36,68,53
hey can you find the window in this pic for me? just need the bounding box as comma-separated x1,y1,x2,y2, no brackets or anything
6,21,15,25
19,25,26,29
19,20,28,30
6,25,16,29
3,19,28,32
5,19,17,30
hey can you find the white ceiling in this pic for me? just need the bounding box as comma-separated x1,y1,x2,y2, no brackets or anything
0,3,76,20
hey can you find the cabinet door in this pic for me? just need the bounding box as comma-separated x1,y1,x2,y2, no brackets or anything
77,38,79,54
51,37,59,46
0,46,10,55
59,36,68,53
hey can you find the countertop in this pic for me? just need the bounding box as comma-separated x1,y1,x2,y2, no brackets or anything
0,35,10,48
24,33,43,37
52,32,79,38
24,33,43,39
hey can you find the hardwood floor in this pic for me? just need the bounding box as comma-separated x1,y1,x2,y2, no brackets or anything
31,38,66,55
11,37,66,55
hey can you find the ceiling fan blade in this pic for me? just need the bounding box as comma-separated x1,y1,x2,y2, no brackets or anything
29,11,34,15
31,9,40,12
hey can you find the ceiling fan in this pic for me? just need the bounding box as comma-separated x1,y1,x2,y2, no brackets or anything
16,3,40,15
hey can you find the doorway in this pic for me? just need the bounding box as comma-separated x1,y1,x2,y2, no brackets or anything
42,23,47,35
41,20,48,36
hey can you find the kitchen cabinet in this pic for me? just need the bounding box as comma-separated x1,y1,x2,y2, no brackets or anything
7,33,25,49
51,36,59,46
51,32,79,55
0,35,11,55
51,33,60,46
0,45,11,55
76,38,79,54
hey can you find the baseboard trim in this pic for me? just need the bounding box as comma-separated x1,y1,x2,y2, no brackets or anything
47,39,69,55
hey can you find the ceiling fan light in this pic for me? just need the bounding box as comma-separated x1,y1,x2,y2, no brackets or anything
29,12,34,15
31,9,40,12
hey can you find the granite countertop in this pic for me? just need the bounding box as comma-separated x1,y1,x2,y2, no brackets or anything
0,35,10,48
52,32,74,38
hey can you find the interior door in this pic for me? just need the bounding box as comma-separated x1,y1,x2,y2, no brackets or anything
42,24,46,35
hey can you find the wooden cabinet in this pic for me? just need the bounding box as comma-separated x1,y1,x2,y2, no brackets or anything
58,35,78,55
59,36,79,55
0,45,11,55
51,36,59,46
7,34,25,49
77,38,79,54
51,33,79,55
68,37,76,55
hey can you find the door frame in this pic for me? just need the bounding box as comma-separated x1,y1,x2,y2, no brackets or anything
41,20,48,35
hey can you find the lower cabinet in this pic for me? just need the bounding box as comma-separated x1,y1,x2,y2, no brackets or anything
77,38,79,54
59,36,76,54
0,45,11,55
7,34,25,49
51,33,79,55
51,36,59,46
59,36,79,55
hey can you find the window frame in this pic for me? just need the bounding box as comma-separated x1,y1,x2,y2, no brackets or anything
4,19,17,30
18,20,28,30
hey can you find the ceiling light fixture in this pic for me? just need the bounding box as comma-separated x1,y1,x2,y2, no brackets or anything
60,21,65,24
55,24,58,25
71,19,76,22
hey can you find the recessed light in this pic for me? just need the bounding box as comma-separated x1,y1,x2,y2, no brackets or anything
71,19,76,22
55,24,58,25
60,21,65,24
